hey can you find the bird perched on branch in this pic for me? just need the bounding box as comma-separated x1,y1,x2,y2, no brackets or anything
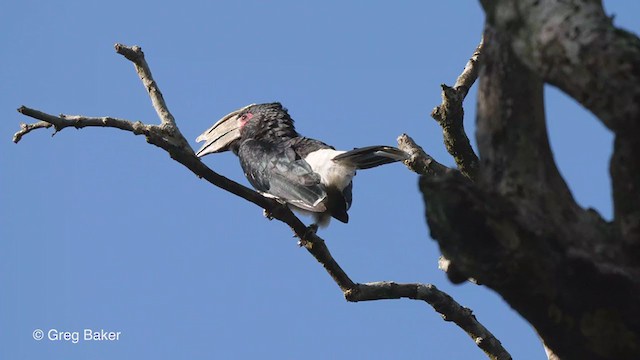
196,102,408,228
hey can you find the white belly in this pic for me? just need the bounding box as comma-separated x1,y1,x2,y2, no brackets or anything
304,149,355,190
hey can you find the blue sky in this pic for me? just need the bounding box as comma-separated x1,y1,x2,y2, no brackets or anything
2,1,638,359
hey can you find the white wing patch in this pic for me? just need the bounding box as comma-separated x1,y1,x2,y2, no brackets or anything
258,191,326,212
304,149,356,191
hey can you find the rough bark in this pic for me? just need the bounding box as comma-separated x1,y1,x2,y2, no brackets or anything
420,1,640,359
482,0,640,247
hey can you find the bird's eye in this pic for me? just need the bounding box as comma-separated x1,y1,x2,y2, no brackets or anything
239,113,253,123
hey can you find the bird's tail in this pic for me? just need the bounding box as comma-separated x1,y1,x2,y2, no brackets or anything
332,146,409,169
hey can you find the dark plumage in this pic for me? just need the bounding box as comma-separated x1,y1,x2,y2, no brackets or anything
196,102,408,227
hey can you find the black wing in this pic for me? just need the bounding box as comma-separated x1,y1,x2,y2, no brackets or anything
238,139,327,212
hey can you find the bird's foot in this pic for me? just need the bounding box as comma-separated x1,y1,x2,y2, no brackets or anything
263,209,274,220
297,224,318,247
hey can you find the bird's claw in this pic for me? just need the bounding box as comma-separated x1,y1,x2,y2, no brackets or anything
307,224,318,234
263,209,274,220
296,224,318,247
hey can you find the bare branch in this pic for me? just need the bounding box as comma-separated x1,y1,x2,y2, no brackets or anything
113,43,191,151
16,106,150,135
431,39,483,181
347,281,511,360
114,43,174,128
13,120,52,143
397,133,451,177
14,106,178,154
14,43,511,360
453,37,483,97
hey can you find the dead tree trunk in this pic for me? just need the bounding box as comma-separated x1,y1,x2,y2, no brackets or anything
423,1,640,359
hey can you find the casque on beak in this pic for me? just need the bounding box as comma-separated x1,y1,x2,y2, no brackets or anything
195,104,255,157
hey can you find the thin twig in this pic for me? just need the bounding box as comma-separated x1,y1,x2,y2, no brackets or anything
16,107,149,136
113,43,191,151
13,121,52,143
397,133,451,177
454,36,483,97
113,44,174,128
431,38,483,181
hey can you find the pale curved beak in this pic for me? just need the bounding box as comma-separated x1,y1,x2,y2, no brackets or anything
195,104,255,157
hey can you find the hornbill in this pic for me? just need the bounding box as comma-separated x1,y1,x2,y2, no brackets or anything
196,102,408,228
